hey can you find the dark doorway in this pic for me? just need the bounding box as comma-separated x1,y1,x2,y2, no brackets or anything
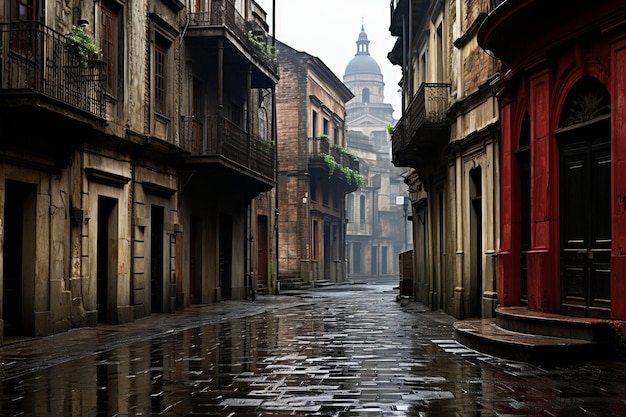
558,78,611,318
97,196,118,323
256,215,269,292
150,205,164,313
324,222,331,279
353,242,362,274
219,214,232,300
189,216,202,304
560,125,611,317
3,180,36,336
469,167,483,317
370,245,378,276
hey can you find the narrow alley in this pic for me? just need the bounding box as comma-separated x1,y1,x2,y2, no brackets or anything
0,284,625,416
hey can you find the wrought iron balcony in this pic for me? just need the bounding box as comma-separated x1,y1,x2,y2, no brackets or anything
187,0,278,77
182,113,275,183
0,21,106,118
392,83,450,169
308,137,361,192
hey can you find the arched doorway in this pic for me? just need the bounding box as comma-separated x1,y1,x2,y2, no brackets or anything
556,77,611,318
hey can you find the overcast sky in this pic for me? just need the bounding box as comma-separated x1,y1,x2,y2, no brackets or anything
256,0,402,119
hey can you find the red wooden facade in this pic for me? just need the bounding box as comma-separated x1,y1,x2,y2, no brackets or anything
479,0,626,319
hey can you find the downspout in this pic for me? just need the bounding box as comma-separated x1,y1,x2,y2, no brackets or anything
247,65,252,166
272,85,279,294
271,0,279,294
217,38,224,153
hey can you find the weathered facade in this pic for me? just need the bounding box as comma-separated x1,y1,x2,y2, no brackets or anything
479,0,626,320
389,0,500,318
343,26,407,281
178,0,278,303
0,0,277,340
275,40,359,287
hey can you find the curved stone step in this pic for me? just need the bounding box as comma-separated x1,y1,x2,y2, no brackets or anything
453,319,608,364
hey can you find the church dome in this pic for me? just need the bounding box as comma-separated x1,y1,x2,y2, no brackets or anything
344,25,382,76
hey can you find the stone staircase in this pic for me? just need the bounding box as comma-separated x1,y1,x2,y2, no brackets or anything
453,306,616,364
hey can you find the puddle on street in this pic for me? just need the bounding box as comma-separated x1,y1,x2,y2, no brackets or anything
1,289,626,416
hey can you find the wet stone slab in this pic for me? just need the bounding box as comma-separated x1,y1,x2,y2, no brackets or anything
1,284,626,416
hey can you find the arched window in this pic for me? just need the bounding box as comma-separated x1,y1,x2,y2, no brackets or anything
362,88,370,103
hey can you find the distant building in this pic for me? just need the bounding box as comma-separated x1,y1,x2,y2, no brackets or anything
275,40,359,287
343,25,409,281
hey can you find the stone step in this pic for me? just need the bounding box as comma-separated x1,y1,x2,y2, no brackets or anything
496,306,613,342
453,318,609,364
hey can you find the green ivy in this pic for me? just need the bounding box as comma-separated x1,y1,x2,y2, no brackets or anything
340,166,366,187
67,25,100,68
385,123,394,135
320,153,337,176
247,31,279,66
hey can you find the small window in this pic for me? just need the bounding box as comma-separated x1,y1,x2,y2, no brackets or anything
101,1,120,95
362,88,370,103
154,37,167,115
323,118,329,136
312,110,318,138
359,195,366,223
310,181,317,203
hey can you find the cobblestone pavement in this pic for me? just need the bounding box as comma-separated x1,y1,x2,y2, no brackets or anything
1,284,626,416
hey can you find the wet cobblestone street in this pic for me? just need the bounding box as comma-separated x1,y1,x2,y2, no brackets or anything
1,284,626,416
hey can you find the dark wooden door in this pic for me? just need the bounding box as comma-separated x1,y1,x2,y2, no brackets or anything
219,214,232,300
561,135,611,317
150,205,164,313
256,215,268,292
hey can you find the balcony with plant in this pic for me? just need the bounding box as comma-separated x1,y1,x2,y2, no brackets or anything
185,0,278,84
0,21,106,118
308,136,364,192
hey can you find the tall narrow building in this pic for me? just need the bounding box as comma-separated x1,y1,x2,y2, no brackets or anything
344,25,408,281
275,40,359,288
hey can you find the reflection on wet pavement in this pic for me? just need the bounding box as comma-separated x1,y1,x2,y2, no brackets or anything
1,285,626,416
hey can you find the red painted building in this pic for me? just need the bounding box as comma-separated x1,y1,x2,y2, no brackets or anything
478,0,626,319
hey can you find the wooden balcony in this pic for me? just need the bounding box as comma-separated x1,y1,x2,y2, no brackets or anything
0,21,106,119
182,113,275,192
308,137,361,193
186,0,278,87
391,83,450,170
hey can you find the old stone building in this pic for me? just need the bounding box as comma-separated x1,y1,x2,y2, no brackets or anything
178,1,279,304
0,0,277,339
275,40,359,287
343,25,408,281
389,0,500,319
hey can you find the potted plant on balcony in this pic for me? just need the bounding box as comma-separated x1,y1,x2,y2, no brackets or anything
319,134,330,154
66,25,100,68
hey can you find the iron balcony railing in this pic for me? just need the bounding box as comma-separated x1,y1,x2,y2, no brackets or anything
392,82,449,152
183,113,275,180
0,21,106,118
187,0,278,74
308,137,360,173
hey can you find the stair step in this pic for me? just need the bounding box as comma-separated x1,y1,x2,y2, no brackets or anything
496,306,613,342
454,319,608,364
